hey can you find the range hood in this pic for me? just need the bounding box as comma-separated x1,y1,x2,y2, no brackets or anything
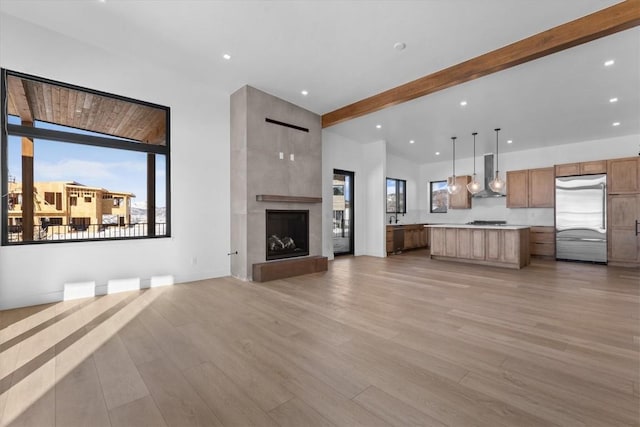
473,154,506,198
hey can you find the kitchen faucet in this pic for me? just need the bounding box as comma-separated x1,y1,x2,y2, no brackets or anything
389,215,399,224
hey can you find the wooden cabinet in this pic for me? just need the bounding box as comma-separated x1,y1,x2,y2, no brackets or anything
485,229,525,264
448,175,472,209
386,228,394,253
530,226,555,257
485,229,502,262
555,160,607,177
456,228,485,260
386,225,429,254
430,227,445,256
608,194,640,266
607,157,640,266
506,170,528,208
507,167,554,208
404,226,426,250
581,160,607,175
444,228,457,257
430,226,530,268
528,167,554,207
555,163,580,177
608,157,640,194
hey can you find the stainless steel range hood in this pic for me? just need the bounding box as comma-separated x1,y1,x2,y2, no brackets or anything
473,154,506,198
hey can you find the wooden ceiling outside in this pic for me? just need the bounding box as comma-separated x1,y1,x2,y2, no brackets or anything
7,75,166,145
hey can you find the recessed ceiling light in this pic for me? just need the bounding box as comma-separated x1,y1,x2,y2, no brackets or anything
609,97,618,103
435,152,440,156
409,140,415,144
376,124,382,129
222,53,231,60
604,59,615,67
393,42,406,51
612,122,621,126
301,90,309,96
507,140,513,144
460,100,467,106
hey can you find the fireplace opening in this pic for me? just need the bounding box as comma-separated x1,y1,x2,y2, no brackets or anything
266,209,309,261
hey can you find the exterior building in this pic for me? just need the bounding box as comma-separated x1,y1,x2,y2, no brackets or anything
7,181,134,233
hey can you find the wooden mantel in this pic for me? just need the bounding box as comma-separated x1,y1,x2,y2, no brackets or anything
256,195,322,203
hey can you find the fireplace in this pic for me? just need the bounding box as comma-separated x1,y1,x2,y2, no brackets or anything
265,210,309,261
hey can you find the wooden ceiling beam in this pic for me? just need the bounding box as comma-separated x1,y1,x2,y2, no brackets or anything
321,0,640,128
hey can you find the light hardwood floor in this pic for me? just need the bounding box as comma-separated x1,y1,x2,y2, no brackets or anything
1,250,639,426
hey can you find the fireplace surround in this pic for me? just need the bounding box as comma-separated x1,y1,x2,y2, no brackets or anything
231,85,325,281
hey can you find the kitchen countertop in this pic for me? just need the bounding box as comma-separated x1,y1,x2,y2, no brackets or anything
425,224,531,230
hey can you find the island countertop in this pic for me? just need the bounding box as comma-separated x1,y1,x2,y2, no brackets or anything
425,224,530,230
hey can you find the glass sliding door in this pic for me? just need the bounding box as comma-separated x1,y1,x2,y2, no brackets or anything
333,169,354,255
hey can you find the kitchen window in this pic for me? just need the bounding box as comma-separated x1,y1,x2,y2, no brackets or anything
386,178,406,214
430,180,448,213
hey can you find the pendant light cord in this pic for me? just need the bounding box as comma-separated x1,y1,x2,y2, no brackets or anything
494,128,501,175
472,132,477,175
451,136,456,176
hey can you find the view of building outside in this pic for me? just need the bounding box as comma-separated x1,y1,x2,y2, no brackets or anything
5,116,167,242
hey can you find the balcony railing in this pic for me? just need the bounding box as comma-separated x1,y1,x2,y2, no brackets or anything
7,223,167,242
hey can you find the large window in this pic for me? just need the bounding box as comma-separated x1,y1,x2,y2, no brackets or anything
386,177,406,214
1,69,170,245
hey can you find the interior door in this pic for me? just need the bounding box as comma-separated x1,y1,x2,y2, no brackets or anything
333,169,354,255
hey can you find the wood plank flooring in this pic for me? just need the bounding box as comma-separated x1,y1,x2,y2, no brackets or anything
1,250,638,426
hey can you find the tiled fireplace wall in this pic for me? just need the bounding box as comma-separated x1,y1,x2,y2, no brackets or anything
230,86,322,280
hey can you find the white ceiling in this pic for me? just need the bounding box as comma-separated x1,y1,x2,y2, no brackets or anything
1,0,638,163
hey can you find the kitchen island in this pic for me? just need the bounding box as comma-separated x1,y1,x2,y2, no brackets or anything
427,224,531,269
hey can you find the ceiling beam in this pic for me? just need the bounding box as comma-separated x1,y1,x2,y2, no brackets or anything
321,0,640,128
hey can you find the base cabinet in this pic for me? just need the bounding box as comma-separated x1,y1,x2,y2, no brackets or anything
456,228,486,260
387,225,429,254
430,227,530,269
608,194,640,266
530,226,555,257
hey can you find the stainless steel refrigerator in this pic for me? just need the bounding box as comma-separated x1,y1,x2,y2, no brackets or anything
555,174,607,263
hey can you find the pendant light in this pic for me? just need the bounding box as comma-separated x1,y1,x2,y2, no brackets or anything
489,128,505,192
466,132,481,194
447,136,461,195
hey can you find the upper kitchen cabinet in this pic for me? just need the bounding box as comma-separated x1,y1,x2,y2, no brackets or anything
608,157,640,194
448,175,472,209
506,170,528,208
555,160,607,177
507,167,554,208
528,167,555,208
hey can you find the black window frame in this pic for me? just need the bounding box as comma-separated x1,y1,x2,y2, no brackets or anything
430,180,449,213
386,177,407,214
1,68,171,245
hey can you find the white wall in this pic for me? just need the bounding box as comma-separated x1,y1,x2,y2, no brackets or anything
0,14,230,309
362,140,387,257
419,134,639,225
322,131,386,259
